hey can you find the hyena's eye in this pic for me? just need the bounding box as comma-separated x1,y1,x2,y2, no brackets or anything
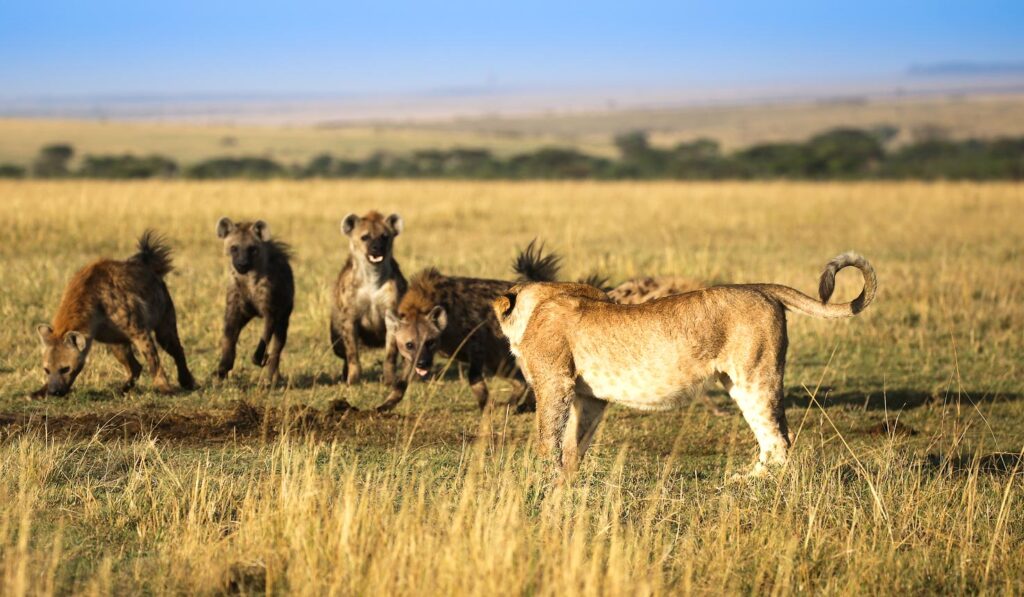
247,246,258,255
405,342,415,350
230,246,239,254
59,367,70,375
44,367,50,375
360,234,371,242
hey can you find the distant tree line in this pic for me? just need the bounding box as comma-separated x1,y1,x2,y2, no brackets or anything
2,127,1023,181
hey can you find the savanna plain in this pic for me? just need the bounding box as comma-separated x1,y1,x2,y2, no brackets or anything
0,180,1022,595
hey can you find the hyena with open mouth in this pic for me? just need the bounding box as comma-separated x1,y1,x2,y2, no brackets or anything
378,241,559,413
330,211,406,385
33,230,196,397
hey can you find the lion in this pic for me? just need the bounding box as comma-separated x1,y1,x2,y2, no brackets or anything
492,253,877,481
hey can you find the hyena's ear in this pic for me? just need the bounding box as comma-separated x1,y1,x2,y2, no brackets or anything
341,213,359,237
216,217,234,239
64,331,88,352
252,220,271,242
384,310,400,332
35,324,54,345
428,305,448,331
386,213,404,235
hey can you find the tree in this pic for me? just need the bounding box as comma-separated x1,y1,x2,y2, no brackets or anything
32,144,74,177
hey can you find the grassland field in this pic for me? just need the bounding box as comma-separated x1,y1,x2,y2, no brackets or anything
0,180,1022,594
3,93,1024,168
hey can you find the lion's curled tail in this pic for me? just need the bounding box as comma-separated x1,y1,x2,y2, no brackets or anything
759,252,876,319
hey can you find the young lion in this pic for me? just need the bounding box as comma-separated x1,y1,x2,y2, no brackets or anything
33,231,197,397
493,253,877,480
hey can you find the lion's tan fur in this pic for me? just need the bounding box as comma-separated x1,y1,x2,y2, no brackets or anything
494,253,877,480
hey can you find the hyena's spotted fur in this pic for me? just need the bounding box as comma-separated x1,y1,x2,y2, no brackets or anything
215,217,295,386
607,275,705,304
33,231,196,397
378,241,560,413
330,211,406,385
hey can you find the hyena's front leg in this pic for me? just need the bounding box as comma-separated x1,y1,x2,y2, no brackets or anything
109,343,142,393
252,315,274,367
377,359,412,412
217,302,253,380
382,329,399,386
339,317,361,385
131,331,173,394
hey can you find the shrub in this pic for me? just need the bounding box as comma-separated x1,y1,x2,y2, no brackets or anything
32,144,74,177
186,157,287,179
0,163,26,178
78,154,178,179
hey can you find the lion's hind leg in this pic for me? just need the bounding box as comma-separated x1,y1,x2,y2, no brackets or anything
727,378,790,477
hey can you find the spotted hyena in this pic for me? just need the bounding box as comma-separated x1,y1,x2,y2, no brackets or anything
330,211,406,385
215,217,295,386
33,231,196,397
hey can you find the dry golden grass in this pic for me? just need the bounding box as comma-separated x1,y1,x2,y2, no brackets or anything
0,180,1022,594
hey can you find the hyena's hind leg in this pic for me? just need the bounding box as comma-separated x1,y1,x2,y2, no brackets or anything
109,343,142,393
155,305,197,390
723,372,791,477
131,331,174,394
467,358,489,410
258,314,290,387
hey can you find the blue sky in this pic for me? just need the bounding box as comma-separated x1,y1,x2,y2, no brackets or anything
1,0,1022,97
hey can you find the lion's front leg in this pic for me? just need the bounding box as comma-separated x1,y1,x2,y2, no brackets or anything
533,376,577,479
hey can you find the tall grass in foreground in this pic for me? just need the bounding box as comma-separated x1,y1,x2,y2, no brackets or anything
2,422,1021,595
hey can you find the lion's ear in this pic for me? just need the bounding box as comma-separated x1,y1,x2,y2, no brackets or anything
428,306,448,331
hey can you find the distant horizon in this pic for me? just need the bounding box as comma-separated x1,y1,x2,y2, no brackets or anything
2,71,1023,125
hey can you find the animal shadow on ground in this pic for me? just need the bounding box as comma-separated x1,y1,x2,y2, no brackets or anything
287,361,466,390
923,451,1024,476
0,399,429,444
782,388,1024,411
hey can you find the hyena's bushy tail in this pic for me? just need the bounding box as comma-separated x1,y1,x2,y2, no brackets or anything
130,229,174,277
512,239,562,282
759,252,877,319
